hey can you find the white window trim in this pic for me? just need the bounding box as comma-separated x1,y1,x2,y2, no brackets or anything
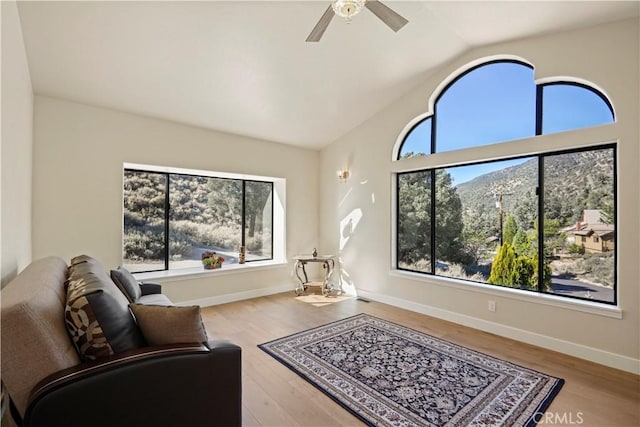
389,269,621,319
133,259,289,283
124,162,276,183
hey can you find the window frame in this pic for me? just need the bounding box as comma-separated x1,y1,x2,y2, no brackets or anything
123,167,275,274
397,60,536,159
395,144,617,305
393,59,618,306
538,81,615,134
396,62,615,160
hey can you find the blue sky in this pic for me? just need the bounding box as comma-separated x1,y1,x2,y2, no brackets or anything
400,61,614,186
446,158,530,187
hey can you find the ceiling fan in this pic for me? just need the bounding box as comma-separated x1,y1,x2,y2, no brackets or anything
306,0,408,42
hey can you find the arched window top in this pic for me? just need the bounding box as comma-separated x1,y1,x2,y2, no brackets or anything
394,59,615,161
435,61,536,153
398,117,431,159
541,82,614,135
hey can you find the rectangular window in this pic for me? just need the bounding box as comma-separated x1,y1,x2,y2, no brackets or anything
123,168,274,273
396,145,616,304
542,147,615,302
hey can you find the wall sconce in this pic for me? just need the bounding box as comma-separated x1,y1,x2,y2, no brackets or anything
337,169,350,183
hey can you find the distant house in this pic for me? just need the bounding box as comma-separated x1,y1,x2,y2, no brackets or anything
561,209,615,253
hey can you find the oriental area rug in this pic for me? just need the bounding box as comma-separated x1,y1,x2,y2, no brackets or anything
258,314,563,427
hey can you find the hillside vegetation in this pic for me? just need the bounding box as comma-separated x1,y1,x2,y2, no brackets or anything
456,149,614,237
124,172,271,264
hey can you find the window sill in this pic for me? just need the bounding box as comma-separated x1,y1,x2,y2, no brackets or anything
133,259,289,283
389,269,622,319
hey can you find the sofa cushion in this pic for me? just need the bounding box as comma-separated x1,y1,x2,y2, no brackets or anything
129,304,208,346
110,266,142,303
65,256,145,361
1,257,81,417
137,293,173,306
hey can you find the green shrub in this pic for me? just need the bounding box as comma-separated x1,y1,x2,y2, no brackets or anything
512,256,535,289
123,226,164,261
488,243,517,286
488,243,544,290
567,243,585,255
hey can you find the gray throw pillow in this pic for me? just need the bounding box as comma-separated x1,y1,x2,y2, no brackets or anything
129,304,208,346
110,266,142,303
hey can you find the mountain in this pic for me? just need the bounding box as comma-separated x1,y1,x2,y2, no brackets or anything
455,148,614,234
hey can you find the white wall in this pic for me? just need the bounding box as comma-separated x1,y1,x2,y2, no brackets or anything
320,19,640,373
1,1,33,286
32,97,319,302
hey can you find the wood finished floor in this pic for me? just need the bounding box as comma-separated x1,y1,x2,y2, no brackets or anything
201,292,640,427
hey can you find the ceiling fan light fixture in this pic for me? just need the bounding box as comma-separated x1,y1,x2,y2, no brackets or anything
332,0,366,22
306,0,407,42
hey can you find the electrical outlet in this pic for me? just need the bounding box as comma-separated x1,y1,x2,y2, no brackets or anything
488,300,497,312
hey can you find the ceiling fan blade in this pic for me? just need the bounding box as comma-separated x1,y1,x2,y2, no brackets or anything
365,0,408,32
306,5,335,42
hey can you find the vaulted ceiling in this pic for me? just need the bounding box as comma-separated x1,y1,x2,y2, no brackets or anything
16,1,639,149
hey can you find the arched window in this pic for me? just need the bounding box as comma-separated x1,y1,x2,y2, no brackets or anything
541,82,614,134
435,61,536,152
396,61,614,158
398,117,431,158
395,59,617,305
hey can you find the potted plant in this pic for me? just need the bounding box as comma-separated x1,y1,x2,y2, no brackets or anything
202,251,224,270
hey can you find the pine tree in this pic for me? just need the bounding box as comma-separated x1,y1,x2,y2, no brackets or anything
397,168,467,268
513,190,537,231
207,178,242,226
488,243,517,287
503,213,518,246
397,170,432,266
512,229,531,257
512,256,535,289
244,181,272,238
435,170,467,264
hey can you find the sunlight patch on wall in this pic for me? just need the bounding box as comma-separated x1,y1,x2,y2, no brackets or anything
340,208,363,251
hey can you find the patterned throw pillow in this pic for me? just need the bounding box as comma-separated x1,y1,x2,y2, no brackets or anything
65,256,145,361
65,290,113,360
129,304,208,346
70,254,102,267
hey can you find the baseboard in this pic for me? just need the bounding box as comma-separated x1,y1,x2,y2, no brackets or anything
357,289,640,375
176,284,293,307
